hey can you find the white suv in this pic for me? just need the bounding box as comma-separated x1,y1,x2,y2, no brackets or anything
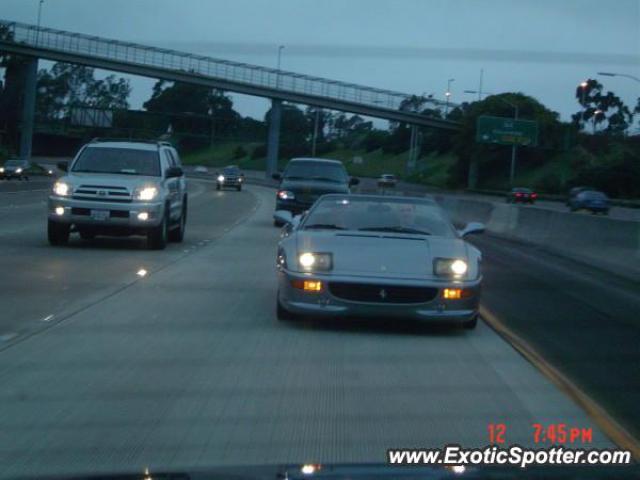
48,139,187,250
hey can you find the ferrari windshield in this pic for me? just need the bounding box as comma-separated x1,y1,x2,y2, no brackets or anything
302,196,456,237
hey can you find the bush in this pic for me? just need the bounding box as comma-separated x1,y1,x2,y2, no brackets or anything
251,144,267,160
0,145,9,162
232,145,247,159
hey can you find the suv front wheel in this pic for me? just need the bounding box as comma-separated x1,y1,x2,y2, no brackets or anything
169,199,187,243
147,210,169,250
48,219,70,246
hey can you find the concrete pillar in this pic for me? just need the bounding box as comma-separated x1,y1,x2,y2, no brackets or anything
406,125,417,175
266,98,282,178
19,57,38,160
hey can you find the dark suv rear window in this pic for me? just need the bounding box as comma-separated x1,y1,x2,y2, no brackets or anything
283,162,348,183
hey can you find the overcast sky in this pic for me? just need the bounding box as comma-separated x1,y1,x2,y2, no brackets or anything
2,0,639,125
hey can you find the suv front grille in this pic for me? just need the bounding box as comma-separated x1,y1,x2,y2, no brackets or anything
73,184,132,203
329,282,438,304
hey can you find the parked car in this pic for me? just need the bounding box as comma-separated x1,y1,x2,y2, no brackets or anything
568,190,610,215
0,159,31,180
506,187,537,204
377,174,397,188
272,157,359,226
48,139,188,249
216,165,244,191
274,194,484,329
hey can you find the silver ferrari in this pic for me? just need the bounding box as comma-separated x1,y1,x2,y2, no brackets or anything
274,194,485,329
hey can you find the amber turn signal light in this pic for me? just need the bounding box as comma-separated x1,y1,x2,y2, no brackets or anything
292,279,323,292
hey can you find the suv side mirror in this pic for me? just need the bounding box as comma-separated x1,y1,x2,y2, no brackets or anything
57,161,69,172
349,177,360,186
166,166,183,178
272,172,282,180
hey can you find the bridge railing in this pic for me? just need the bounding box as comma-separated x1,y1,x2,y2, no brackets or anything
1,19,454,117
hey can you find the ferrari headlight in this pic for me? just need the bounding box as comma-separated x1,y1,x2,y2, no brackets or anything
134,186,159,201
434,258,468,278
217,175,225,182
53,181,71,196
298,252,332,271
278,190,295,200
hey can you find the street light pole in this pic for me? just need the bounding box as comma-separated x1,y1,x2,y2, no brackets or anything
598,72,640,84
35,0,44,45
445,78,454,115
579,81,588,130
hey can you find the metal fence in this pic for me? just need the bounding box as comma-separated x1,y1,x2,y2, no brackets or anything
0,19,454,117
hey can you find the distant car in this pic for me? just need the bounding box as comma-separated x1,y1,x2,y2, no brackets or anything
377,174,397,188
568,190,610,215
506,187,537,204
566,186,594,206
0,159,31,180
216,165,244,191
272,157,359,226
274,194,484,329
194,165,209,174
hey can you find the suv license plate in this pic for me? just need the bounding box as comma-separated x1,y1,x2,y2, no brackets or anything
91,209,109,221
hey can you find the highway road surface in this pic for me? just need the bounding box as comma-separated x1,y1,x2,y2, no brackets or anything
0,180,636,477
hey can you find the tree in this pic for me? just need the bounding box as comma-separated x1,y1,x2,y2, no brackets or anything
143,80,240,137
34,62,131,121
572,79,633,134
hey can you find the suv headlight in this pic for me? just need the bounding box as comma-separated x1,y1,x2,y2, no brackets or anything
134,186,159,201
278,190,295,200
217,175,225,182
434,258,468,278
53,181,71,196
0,167,4,173
16,168,23,174
299,252,332,272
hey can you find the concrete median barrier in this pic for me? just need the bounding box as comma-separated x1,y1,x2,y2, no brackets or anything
437,197,640,282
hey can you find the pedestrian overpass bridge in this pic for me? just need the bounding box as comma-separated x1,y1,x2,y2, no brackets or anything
0,19,460,173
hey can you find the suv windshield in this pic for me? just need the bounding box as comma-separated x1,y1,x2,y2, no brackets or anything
72,147,160,176
284,162,348,183
303,197,455,237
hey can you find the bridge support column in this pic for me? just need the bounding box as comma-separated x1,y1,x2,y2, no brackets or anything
19,57,38,160
266,98,282,178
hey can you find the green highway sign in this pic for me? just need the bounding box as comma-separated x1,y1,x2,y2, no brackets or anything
476,115,538,146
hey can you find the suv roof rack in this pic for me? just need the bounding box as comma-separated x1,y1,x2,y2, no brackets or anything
90,137,174,147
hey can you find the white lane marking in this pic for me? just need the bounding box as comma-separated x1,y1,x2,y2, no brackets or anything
41,314,54,322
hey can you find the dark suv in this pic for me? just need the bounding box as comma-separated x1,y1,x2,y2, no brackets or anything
272,158,358,226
